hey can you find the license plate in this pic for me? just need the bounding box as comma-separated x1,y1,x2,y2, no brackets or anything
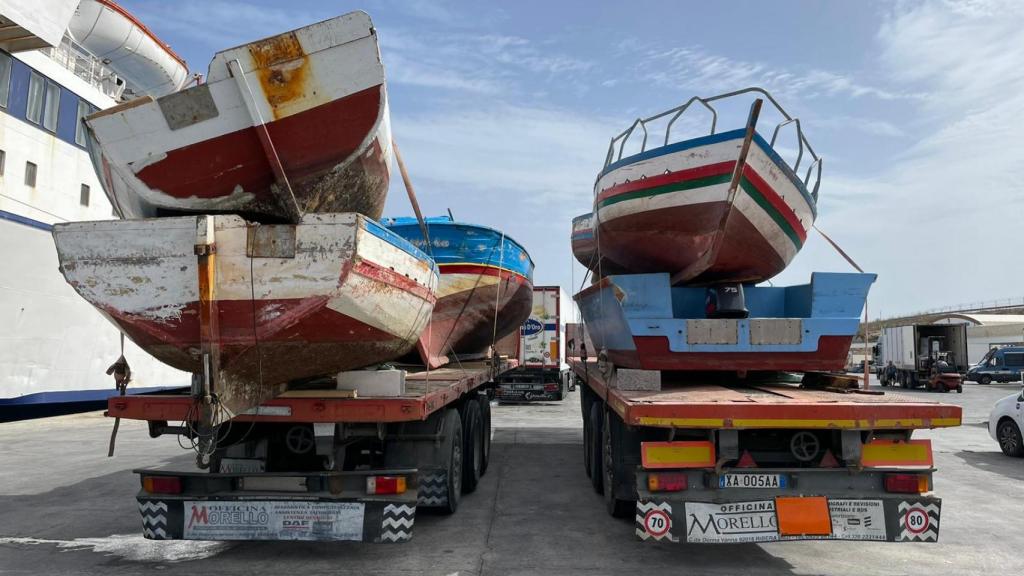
219,458,266,474
513,384,536,390
718,473,788,489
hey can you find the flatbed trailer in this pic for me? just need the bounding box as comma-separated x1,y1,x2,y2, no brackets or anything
107,360,513,542
570,357,962,544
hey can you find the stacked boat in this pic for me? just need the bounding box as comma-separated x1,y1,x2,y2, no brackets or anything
573,88,875,372
51,12,442,426
383,217,534,369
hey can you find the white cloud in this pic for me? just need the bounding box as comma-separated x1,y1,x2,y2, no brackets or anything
778,0,1024,317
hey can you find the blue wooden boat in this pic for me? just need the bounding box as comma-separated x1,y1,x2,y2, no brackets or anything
574,272,875,372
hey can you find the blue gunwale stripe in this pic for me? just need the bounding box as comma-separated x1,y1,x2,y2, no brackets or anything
0,208,53,232
361,217,439,276
384,218,535,281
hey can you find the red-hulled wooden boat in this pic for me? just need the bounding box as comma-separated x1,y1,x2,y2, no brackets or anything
52,213,437,424
592,88,821,285
384,217,534,369
85,11,392,222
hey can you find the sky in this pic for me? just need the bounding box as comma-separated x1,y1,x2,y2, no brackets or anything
119,0,1024,321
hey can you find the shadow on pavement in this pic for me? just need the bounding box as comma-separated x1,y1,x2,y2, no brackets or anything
953,449,1024,481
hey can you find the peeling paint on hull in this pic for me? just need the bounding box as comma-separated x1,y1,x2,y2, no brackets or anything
416,270,533,369
85,11,392,223
52,213,437,422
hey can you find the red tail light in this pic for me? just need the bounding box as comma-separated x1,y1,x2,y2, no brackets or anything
142,476,182,494
367,475,407,495
544,383,558,392
884,473,929,494
647,472,688,492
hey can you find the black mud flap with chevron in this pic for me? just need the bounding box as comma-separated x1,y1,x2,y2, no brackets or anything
137,498,417,542
891,498,940,542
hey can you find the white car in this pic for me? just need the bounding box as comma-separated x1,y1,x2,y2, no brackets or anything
989,389,1024,457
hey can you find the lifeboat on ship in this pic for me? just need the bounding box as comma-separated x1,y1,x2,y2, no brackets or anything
84,10,393,223
383,216,534,369
52,213,438,424
68,0,190,97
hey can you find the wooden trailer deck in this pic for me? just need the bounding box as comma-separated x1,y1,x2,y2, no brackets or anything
569,358,962,430
107,360,514,424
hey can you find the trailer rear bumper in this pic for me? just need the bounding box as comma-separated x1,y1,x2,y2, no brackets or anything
135,469,418,542
634,473,941,544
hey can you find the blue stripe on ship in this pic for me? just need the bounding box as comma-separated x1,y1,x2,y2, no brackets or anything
382,216,534,281
599,128,816,218
0,208,53,232
0,386,184,406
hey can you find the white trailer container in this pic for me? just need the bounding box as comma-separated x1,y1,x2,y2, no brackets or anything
878,324,968,388
494,286,572,401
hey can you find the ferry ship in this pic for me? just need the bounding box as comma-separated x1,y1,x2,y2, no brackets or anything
0,0,191,418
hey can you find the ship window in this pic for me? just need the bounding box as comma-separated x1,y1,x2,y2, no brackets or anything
43,81,60,132
80,184,90,206
75,99,90,146
25,161,37,187
26,72,44,124
0,53,11,108
0,149,5,176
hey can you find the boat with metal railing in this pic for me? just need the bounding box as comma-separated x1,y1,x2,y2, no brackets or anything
590,87,821,285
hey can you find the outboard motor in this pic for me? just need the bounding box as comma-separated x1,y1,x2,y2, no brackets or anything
705,284,749,319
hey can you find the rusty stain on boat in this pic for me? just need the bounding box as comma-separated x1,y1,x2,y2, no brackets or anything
249,32,309,118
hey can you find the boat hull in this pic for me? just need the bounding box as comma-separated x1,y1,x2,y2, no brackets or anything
383,217,535,369
593,129,815,284
416,266,533,368
52,213,437,422
574,272,874,372
86,11,392,222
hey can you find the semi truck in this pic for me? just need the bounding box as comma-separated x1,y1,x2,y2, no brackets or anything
571,352,962,543
494,286,572,402
106,360,513,541
876,324,968,390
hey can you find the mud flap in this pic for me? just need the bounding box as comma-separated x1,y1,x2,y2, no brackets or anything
138,498,416,542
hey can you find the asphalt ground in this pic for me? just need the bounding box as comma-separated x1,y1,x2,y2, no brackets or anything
1,378,1022,575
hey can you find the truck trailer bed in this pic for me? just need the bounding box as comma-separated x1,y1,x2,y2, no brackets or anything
108,360,514,424
570,358,961,430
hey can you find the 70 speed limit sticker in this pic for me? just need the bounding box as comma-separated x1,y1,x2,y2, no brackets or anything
635,501,677,542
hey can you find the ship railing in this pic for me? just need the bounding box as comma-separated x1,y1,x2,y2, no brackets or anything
42,35,126,101
603,86,821,199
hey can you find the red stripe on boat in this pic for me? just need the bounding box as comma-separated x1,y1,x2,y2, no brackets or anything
597,161,735,203
135,85,384,201
741,165,807,242
439,264,529,283
352,260,436,303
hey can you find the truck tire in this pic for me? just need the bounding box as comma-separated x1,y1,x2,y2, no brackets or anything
477,394,492,476
980,375,992,385
461,400,483,494
441,409,464,514
589,401,604,493
581,386,593,479
602,410,635,518
997,419,1024,457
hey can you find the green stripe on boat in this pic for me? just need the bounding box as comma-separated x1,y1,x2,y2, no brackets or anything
597,173,732,208
739,177,803,249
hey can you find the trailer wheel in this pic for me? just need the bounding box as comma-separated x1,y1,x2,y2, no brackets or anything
461,400,483,493
602,410,634,518
581,386,593,479
477,394,492,476
588,401,604,493
441,409,464,514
